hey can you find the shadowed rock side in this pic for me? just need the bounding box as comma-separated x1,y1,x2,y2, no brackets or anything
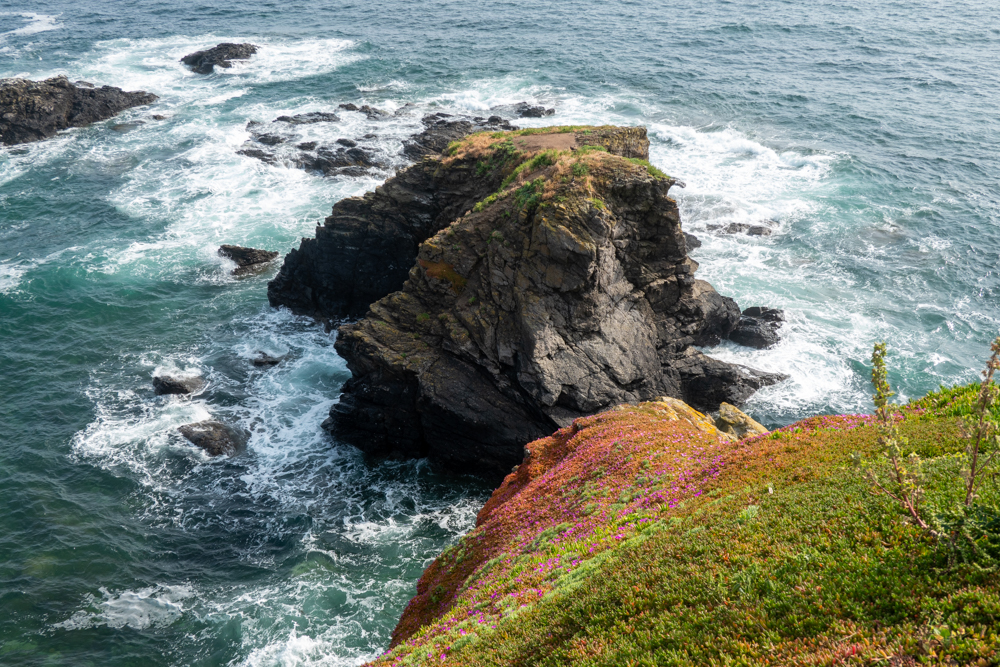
0,76,158,146
268,126,651,320
324,129,784,477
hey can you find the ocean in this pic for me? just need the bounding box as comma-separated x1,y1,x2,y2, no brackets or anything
1,1,998,664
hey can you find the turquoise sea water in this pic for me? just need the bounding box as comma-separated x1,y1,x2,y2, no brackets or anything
1,1,998,664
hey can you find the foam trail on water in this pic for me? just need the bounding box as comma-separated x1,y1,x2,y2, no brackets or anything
54,585,195,631
0,12,62,41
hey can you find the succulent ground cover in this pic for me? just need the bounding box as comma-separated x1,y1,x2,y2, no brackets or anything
367,385,1000,666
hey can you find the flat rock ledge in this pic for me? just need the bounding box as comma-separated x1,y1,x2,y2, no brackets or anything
269,125,786,477
181,43,258,74
0,76,158,146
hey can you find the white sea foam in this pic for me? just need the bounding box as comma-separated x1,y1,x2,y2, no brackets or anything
0,260,28,294
0,12,62,41
54,584,194,631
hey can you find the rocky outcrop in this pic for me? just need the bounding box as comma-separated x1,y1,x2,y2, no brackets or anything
153,375,205,395
729,306,784,349
515,103,555,118
402,113,516,160
714,402,769,439
268,126,651,320
237,117,388,177
0,76,158,146
300,127,785,476
177,420,242,456
180,43,258,74
218,245,278,275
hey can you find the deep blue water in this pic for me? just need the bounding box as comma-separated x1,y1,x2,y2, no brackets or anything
1,1,998,664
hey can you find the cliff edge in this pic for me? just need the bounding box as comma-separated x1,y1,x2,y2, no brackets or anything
366,388,1000,665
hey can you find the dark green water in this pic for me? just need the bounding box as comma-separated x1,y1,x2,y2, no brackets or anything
1,1,998,664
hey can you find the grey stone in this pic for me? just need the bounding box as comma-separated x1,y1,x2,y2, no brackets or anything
181,43,257,74
0,76,157,146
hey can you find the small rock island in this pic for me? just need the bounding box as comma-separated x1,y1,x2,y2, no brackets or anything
269,125,785,477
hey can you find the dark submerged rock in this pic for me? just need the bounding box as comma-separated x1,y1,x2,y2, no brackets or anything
251,352,283,367
180,43,258,74
238,112,388,177
274,126,785,477
275,112,339,125
177,420,242,456
0,76,158,146
218,245,279,275
715,221,775,237
338,103,388,119
153,375,205,395
254,133,285,146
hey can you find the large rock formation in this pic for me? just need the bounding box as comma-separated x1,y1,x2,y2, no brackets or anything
0,76,158,146
180,43,258,74
267,126,785,476
268,126,650,319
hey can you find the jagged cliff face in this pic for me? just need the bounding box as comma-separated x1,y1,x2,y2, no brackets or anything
268,127,650,319
316,129,783,476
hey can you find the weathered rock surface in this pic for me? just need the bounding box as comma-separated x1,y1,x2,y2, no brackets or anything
180,43,258,74
153,375,205,395
177,420,242,456
218,245,279,275
269,126,651,320
515,103,555,118
275,112,339,124
714,402,769,439
710,220,777,237
0,76,158,146
402,114,517,160
303,127,785,476
729,306,784,349
338,103,390,119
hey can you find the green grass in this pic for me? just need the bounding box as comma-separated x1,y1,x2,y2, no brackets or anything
625,157,670,180
369,386,1000,667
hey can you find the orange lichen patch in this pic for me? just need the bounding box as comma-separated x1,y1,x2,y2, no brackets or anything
418,259,467,293
511,133,577,152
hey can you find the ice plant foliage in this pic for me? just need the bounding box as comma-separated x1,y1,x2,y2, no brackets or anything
366,393,1000,666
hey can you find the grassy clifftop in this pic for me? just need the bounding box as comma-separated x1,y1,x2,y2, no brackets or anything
367,385,1000,666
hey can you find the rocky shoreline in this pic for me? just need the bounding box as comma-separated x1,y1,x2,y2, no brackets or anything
0,76,157,146
269,125,786,477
